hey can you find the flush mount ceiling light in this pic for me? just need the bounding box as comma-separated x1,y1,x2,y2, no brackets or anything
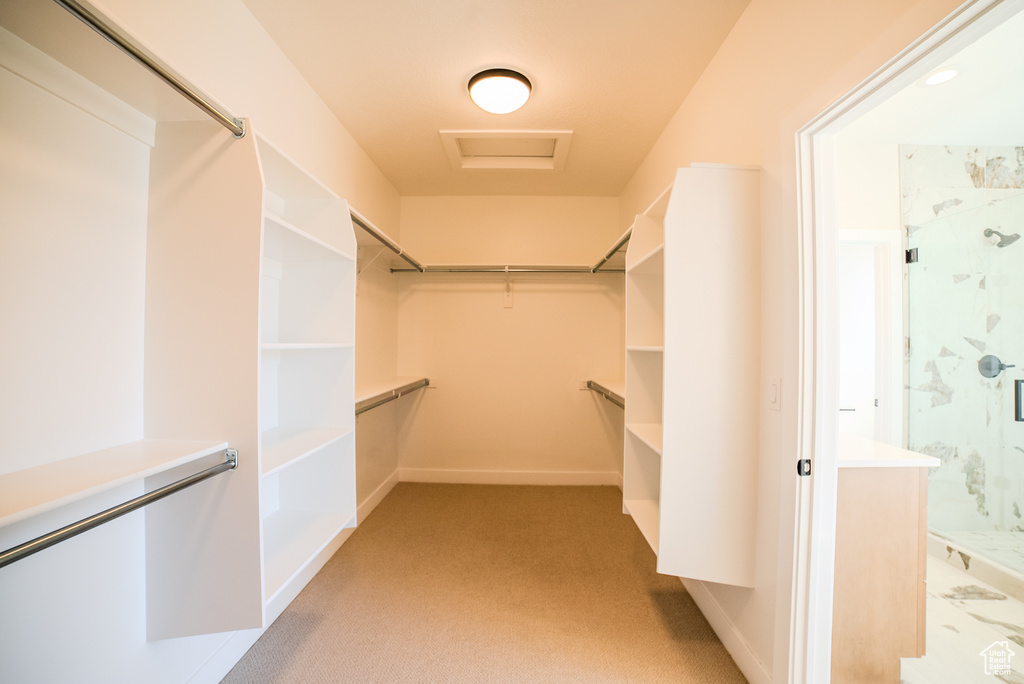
468,69,531,114
920,66,960,86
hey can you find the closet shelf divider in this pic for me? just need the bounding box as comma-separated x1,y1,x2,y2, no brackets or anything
263,212,355,261
260,427,353,478
625,423,663,455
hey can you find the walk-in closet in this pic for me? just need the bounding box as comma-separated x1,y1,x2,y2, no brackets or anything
2,0,994,682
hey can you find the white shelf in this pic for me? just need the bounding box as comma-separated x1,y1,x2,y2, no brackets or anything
262,507,352,602
626,423,663,455
626,346,664,353
625,214,665,271
356,376,430,404
591,378,625,398
264,212,354,262
624,498,660,555
626,243,664,275
261,427,352,477
0,439,228,528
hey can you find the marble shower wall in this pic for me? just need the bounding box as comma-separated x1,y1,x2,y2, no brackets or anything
901,145,1024,535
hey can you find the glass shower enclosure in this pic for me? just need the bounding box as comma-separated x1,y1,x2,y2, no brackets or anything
904,144,1024,574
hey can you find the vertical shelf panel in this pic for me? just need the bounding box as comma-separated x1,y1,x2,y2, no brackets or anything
623,207,666,554
256,135,357,618
658,165,760,588
144,120,265,639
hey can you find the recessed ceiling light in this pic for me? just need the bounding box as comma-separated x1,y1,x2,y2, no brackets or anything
920,66,960,86
468,69,531,114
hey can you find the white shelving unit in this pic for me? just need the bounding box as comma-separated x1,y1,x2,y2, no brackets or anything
622,166,760,589
0,6,360,677
623,195,668,555
256,137,357,619
1,116,359,640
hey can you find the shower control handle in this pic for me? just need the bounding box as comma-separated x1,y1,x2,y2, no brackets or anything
979,354,1014,378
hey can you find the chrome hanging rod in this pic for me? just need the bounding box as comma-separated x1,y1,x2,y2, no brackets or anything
52,0,246,138
586,380,625,409
356,378,430,415
0,449,238,570
591,227,633,273
350,210,425,272
390,265,625,274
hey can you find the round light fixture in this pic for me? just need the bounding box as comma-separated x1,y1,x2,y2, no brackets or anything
468,69,531,114
920,66,960,86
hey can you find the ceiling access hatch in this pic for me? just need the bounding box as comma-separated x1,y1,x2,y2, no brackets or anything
440,130,572,171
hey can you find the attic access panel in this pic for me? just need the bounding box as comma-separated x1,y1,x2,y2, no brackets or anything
440,130,572,170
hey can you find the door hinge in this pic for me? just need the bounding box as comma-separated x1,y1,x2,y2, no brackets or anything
906,247,919,264
797,459,811,477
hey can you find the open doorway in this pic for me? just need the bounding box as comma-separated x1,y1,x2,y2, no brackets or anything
834,7,1024,681
795,0,1024,680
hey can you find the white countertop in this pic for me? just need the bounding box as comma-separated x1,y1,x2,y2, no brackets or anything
838,434,940,469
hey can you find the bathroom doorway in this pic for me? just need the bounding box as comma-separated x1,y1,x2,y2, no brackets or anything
829,5,1024,681
792,0,1024,679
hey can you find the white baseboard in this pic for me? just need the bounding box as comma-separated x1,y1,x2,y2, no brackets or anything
264,522,356,624
614,471,623,491
682,578,772,684
398,468,621,486
189,471,402,684
358,469,400,523
188,627,266,684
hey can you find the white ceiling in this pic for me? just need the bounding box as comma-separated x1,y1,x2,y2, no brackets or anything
841,7,1024,145
241,0,750,197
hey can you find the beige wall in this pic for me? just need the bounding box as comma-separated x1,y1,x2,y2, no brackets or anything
95,0,401,235
395,196,625,480
618,0,963,680
400,195,624,264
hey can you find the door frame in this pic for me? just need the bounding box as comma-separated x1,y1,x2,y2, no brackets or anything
791,0,1021,680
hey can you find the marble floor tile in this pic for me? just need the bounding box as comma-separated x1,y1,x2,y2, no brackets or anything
945,531,1024,576
902,556,1024,683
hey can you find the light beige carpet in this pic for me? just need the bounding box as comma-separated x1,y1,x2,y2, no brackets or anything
222,484,748,683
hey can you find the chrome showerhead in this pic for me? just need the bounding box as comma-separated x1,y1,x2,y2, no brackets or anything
984,228,1020,247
